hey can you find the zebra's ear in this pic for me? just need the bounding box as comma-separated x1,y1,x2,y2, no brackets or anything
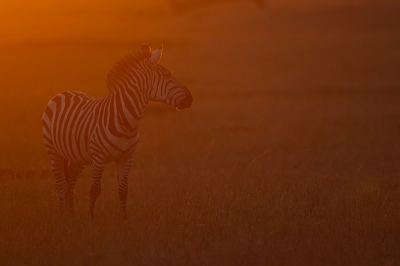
141,43,151,53
149,44,163,64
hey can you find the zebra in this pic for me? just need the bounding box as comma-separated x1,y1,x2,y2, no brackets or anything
41,44,193,219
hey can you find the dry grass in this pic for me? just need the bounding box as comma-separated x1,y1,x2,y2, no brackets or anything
0,1,400,265
1,91,400,265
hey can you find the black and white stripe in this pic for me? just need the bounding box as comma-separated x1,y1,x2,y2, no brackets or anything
42,44,192,218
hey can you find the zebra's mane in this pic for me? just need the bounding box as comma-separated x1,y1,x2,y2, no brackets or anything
106,49,152,93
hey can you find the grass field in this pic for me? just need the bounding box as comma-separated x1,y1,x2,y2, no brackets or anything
0,0,400,265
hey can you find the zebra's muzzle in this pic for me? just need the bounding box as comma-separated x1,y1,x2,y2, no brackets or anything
176,88,193,111
176,100,192,111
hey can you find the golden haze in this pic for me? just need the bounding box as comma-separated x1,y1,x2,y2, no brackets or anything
0,0,400,265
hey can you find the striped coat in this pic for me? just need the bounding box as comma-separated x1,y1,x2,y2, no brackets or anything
42,44,192,218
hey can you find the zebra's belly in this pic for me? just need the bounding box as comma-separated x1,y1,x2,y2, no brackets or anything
89,128,139,163
55,125,140,164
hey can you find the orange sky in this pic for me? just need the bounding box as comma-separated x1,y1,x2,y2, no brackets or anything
0,1,162,44
1,0,398,45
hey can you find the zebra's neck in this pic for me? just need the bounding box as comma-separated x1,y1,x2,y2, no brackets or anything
107,82,149,134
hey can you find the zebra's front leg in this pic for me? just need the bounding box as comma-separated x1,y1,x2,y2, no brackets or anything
65,162,84,215
89,158,107,219
116,155,134,219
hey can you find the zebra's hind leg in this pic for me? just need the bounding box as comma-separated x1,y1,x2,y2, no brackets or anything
49,156,69,209
116,155,134,219
65,162,84,215
88,157,107,219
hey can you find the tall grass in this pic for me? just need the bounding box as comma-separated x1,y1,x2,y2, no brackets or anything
1,90,399,265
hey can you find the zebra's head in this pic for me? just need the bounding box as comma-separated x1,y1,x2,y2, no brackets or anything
142,44,193,111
